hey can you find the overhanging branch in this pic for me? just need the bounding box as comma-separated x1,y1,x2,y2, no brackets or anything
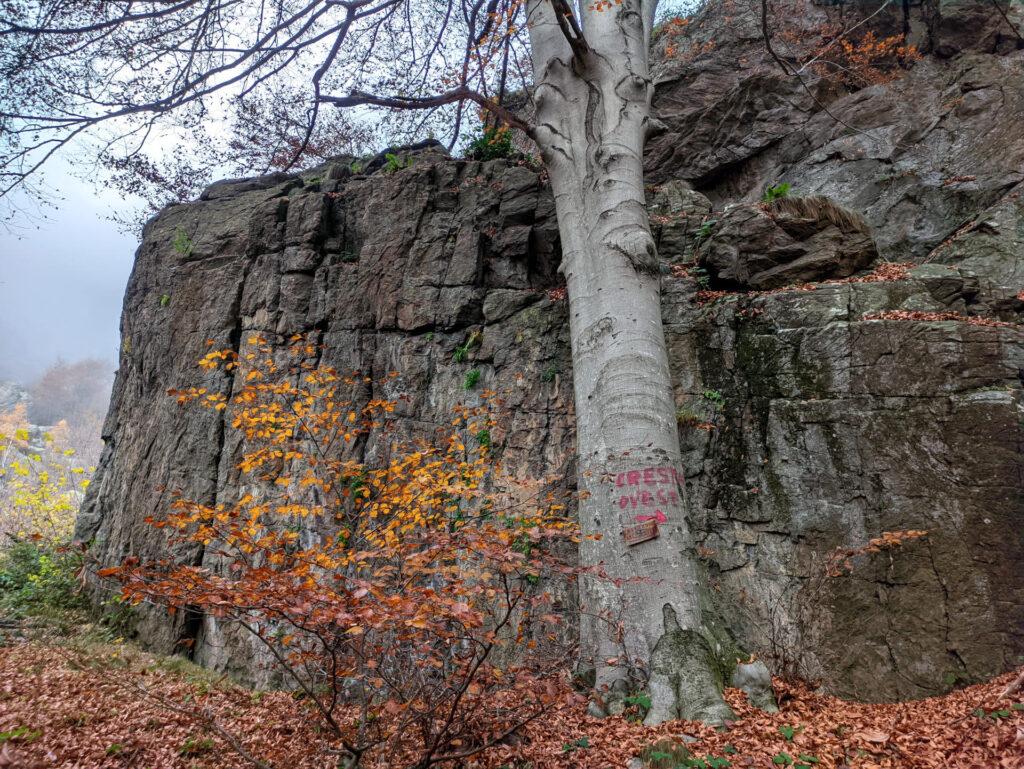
321,87,534,137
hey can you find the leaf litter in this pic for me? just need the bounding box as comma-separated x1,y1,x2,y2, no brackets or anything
0,641,1021,768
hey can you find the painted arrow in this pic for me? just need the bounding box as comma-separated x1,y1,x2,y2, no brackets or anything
635,510,667,524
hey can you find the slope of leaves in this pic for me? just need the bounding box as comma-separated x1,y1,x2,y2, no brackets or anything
482,674,1024,769
1,639,1021,769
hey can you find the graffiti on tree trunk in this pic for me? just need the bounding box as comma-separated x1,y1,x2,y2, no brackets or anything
612,465,684,545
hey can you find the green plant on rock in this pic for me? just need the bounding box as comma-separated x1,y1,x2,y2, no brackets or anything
463,369,481,390
694,218,718,242
453,331,481,363
384,153,412,173
159,293,170,307
762,182,792,203
541,365,559,383
464,126,515,161
690,265,711,289
676,406,701,426
702,389,725,409
475,429,491,449
171,227,194,257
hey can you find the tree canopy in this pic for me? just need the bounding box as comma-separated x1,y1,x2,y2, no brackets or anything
0,0,551,213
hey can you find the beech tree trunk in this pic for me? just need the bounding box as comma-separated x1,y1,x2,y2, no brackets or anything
527,0,734,724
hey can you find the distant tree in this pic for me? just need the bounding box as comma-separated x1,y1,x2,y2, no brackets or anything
28,358,112,428
0,404,91,545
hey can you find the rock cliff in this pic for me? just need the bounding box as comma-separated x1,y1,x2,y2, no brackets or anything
77,0,1024,701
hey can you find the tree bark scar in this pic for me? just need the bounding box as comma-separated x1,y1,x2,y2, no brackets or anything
607,229,658,274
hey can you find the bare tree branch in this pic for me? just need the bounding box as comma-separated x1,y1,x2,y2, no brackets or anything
322,87,534,136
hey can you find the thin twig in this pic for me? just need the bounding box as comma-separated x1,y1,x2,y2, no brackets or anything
990,0,1024,42
133,681,277,769
760,0,879,139
797,0,894,73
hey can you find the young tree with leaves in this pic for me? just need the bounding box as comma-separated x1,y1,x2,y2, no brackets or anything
102,338,582,768
2,0,731,721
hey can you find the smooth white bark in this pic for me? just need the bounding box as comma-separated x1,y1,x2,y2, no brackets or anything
526,0,732,723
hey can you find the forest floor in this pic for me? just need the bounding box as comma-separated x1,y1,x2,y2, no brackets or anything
0,633,1021,769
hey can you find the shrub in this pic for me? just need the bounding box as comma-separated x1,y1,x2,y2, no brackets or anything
761,183,792,203
101,336,580,769
464,126,515,161
792,28,921,88
0,541,85,620
384,152,412,173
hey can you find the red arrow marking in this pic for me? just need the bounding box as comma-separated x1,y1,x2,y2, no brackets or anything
635,510,667,524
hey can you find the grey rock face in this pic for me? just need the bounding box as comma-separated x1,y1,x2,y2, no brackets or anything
697,197,877,290
649,181,713,262
78,0,1023,701
76,155,574,672
0,381,29,413
647,5,1024,263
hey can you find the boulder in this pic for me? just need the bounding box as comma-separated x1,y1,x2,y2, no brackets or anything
697,196,878,289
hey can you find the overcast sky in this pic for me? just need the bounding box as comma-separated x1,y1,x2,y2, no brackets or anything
0,163,138,385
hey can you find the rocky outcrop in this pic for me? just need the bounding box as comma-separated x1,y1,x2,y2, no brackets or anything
0,382,28,414
76,150,576,672
697,196,878,289
78,0,1024,701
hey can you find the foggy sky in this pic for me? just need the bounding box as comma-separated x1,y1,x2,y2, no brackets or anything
0,164,137,385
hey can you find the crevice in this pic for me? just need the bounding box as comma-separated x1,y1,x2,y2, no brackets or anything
175,259,251,658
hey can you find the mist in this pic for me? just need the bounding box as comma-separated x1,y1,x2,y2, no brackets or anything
0,163,137,385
